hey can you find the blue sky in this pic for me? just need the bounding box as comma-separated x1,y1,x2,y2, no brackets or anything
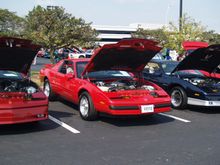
1,0,220,32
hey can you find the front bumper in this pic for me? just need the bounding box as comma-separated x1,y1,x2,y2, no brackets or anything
0,105,48,124
188,97,220,106
106,103,171,115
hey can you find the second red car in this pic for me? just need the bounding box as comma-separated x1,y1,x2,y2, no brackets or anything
40,39,171,120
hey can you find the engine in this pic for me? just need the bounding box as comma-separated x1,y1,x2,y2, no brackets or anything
183,77,220,87
0,79,39,94
95,79,155,92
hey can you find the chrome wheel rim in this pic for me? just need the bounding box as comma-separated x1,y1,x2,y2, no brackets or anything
171,90,182,107
44,82,50,97
80,96,89,116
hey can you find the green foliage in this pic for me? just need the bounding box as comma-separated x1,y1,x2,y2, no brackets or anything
133,14,220,54
202,30,220,45
0,9,25,37
132,28,168,46
24,6,97,63
163,14,207,54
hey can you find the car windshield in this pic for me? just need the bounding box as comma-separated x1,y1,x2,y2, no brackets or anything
76,61,132,79
0,70,22,79
175,70,204,76
76,61,88,78
88,70,132,79
161,62,179,75
186,49,195,56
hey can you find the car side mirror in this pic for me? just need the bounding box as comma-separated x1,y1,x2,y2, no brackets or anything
66,73,75,80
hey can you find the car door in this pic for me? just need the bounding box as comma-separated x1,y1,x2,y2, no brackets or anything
62,60,78,102
53,61,67,95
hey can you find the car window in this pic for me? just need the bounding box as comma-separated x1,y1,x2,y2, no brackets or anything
58,60,74,74
144,62,161,74
88,70,132,79
162,62,178,75
76,61,88,78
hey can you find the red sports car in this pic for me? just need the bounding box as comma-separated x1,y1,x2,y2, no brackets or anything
0,37,48,124
40,39,171,120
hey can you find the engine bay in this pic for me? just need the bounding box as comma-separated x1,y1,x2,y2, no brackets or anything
93,79,156,92
0,79,39,93
183,77,220,87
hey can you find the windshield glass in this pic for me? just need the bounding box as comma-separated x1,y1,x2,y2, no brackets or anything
0,70,22,79
76,61,88,78
186,49,195,56
161,62,179,75
88,70,131,79
76,61,132,79
175,70,204,76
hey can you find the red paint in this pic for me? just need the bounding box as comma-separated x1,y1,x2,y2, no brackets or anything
41,39,171,117
182,41,208,51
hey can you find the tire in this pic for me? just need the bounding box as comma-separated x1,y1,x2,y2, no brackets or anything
43,79,57,101
79,92,98,121
170,86,187,109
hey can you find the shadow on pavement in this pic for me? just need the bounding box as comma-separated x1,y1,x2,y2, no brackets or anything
50,99,175,126
49,109,77,119
55,98,79,111
98,114,174,127
187,106,220,114
0,119,58,135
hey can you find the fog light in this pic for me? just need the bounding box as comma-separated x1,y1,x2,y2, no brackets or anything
37,114,45,118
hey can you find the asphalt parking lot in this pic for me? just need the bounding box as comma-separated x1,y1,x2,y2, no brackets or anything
1,57,220,165
1,99,220,165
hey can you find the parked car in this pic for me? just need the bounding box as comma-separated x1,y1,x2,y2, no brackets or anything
143,45,220,109
85,49,94,58
40,39,171,121
0,37,48,124
66,48,85,59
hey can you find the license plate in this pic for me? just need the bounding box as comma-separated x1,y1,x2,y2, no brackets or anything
141,105,154,113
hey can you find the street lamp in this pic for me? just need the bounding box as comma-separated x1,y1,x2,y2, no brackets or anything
179,0,183,32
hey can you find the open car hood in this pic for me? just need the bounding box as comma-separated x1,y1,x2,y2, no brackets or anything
182,41,208,50
173,44,220,73
0,37,39,74
82,39,161,74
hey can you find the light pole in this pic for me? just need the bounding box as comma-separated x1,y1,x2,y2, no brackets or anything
179,0,183,32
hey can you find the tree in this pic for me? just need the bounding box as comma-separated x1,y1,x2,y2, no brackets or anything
132,28,168,46
202,30,220,45
0,9,25,37
163,14,207,54
24,6,97,63
133,14,212,54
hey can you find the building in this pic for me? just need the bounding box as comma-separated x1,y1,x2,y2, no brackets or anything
92,23,165,46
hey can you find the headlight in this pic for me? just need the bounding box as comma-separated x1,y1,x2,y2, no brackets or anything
26,86,37,94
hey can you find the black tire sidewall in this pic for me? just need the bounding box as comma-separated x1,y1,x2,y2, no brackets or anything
79,92,98,121
171,87,187,109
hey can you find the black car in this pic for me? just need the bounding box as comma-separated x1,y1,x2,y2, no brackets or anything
143,45,220,109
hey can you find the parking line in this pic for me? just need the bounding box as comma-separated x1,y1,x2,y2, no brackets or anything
159,113,191,123
49,115,80,134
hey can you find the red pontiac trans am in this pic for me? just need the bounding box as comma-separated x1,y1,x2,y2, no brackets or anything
40,39,171,120
0,37,48,124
